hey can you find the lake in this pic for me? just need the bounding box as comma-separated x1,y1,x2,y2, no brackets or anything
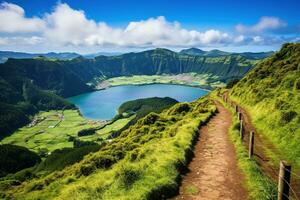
68,84,209,119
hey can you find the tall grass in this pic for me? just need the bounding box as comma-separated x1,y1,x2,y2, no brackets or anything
230,43,300,170
216,94,277,200
3,98,216,200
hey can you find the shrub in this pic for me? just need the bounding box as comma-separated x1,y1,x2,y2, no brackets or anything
280,110,297,124
36,145,101,173
78,128,97,136
0,144,40,177
226,79,240,89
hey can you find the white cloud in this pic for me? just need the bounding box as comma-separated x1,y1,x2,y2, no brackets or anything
236,16,287,33
43,4,232,47
0,2,297,52
0,36,44,45
0,2,45,33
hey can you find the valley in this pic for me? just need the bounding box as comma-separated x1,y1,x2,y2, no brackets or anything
0,0,299,199
0,44,299,200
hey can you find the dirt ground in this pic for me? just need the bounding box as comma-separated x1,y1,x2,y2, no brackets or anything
172,101,248,200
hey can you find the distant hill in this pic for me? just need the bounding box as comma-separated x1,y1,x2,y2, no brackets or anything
180,47,274,59
83,52,123,58
0,51,80,63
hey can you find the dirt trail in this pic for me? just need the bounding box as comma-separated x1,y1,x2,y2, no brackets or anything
173,101,248,200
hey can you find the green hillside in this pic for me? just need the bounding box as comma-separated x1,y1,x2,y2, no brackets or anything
118,97,178,120
230,43,300,167
1,97,216,200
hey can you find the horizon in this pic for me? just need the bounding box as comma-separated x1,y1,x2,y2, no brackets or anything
0,0,299,54
0,46,278,55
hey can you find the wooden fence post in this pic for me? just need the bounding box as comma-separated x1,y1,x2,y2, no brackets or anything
240,120,243,139
249,131,254,158
278,161,291,200
235,105,238,113
238,112,242,120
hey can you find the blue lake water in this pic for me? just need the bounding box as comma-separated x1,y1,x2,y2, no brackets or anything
68,84,209,119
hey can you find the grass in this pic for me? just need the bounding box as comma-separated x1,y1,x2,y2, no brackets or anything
2,97,216,200
185,184,199,195
0,110,131,153
96,73,225,90
230,43,300,172
79,116,135,141
214,92,277,200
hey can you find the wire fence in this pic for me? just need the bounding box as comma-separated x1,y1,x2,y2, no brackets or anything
220,94,300,200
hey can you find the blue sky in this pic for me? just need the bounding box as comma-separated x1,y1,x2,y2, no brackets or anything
0,0,299,53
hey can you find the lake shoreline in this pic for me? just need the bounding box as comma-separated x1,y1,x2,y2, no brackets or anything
68,84,209,119
97,82,212,92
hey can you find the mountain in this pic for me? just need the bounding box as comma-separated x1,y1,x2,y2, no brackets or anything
83,52,123,58
0,51,80,63
180,48,207,56
0,47,269,137
180,47,273,59
180,48,230,56
0,58,92,137
69,48,261,82
230,43,300,165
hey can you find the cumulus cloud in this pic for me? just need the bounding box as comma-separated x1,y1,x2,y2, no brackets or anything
0,2,45,33
43,4,233,47
0,36,44,46
0,2,298,52
236,16,287,33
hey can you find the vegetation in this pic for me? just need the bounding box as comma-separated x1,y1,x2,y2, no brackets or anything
118,97,178,117
0,144,40,177
226,79,240,89
1,97,216,200
0,47,267,135
78,128,98,137
230,43,300,170
97,73,225,90
35,145,101,173
1,110,101,153
111,97,179,138
214,93,277,199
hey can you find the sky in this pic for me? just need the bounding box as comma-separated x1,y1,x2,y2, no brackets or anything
0,0,299,54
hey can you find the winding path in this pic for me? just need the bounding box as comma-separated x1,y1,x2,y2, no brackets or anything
173,101,248,200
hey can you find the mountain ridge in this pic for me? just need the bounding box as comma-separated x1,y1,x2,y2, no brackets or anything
180,47,274,59
0,47,272,137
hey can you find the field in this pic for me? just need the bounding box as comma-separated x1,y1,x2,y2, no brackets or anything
96,73,225,90
79,116,135,141
0,110,131,153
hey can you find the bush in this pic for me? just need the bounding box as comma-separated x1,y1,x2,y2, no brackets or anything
0,144,40,177
226,79,240,89
280,110,297,124
78,128,97,137
36,145,101,173
73,139,98,148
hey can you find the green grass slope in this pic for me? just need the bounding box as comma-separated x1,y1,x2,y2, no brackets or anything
2,97,216,200
230,43,300,167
